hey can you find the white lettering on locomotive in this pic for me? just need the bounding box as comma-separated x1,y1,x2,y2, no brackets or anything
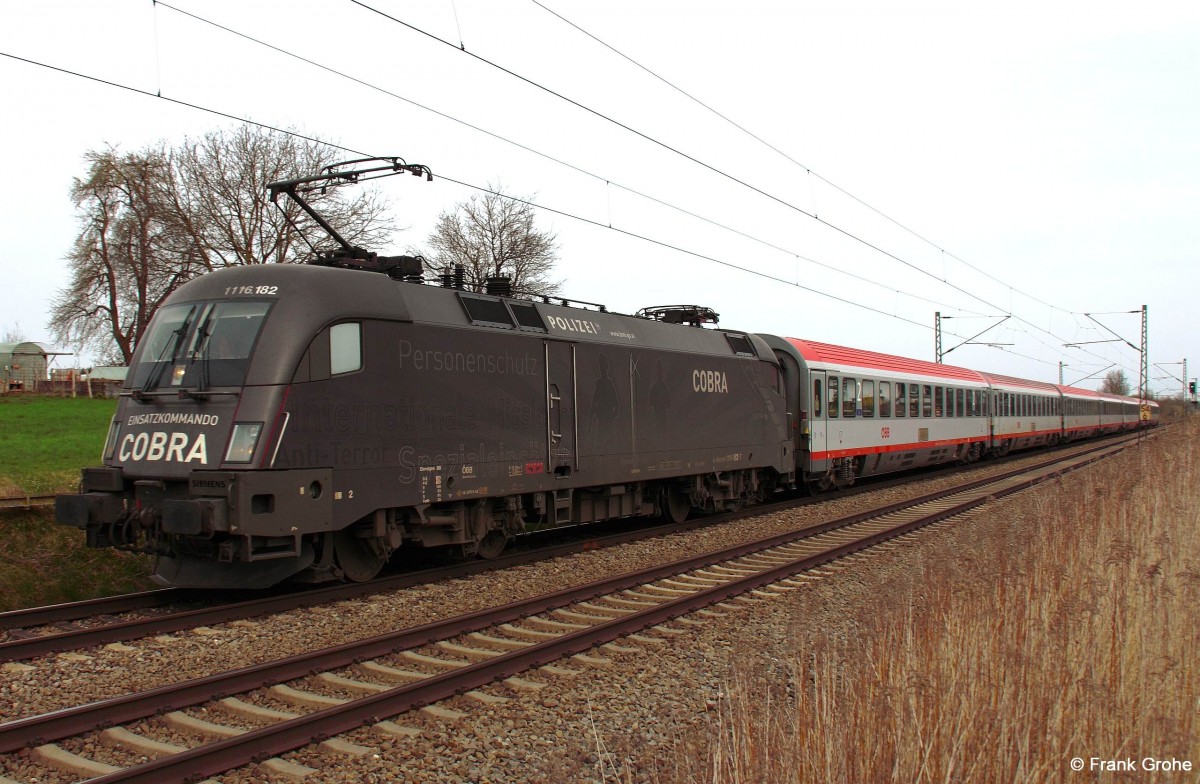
545,316,601,335
126,413,220,426
118,431,209,464
692,370,729,393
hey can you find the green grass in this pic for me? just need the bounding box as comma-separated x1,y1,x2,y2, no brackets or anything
0,396,117,495
0,396,154,610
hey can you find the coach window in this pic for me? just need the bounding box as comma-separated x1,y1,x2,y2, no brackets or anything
828,376,839,418
895,383,906,417
934,386,944,417
879,381,892,417
861,380,875,417
330,322,363,375
813,379,823,418
910,385,920,417
955,388,963,417
922,385,932,417
842,377,858,418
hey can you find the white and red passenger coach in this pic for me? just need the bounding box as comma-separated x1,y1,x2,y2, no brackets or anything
762,336,1154,493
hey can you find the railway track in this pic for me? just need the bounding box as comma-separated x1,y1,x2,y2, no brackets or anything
0,435,1135,783
0,431,1142,662
0,494,54,510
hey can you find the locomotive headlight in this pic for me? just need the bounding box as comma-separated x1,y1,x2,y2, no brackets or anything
224,422,264,464
102,417,121,461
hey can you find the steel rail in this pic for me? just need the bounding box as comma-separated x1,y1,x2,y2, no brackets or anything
0,437,1131,757
0,431,1138,656
78,438,1129,784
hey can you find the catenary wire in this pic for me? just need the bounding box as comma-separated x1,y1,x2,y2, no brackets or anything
347,0,1136,375
0,45,1132,381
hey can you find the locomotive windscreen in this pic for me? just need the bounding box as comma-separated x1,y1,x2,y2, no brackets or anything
130,300,273,390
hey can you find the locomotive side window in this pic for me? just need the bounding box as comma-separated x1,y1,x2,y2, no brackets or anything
879,381,892,417
330,323,362,375
813,379,823,418
842,377,857,418
828,376,839,418
861,380,875,417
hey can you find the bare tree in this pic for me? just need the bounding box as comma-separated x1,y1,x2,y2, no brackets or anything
426,186,560,296
173,126,394,266
50,147,204,364
2,323,27,343
49,126,395,363
1100,369,1132,395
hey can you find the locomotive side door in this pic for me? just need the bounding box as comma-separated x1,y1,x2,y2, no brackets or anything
544,340,577,477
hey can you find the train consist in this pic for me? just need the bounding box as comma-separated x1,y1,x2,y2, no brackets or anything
55,160,1158,589
55,261,1157,589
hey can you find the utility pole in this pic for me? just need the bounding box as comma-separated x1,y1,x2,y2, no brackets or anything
935,311,943,364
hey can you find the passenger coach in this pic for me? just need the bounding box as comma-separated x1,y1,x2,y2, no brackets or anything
763,338,992,493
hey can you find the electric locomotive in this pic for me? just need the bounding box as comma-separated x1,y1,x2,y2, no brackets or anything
56,261,795,589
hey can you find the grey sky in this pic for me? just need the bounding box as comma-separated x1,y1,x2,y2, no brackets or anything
1,0,1196,394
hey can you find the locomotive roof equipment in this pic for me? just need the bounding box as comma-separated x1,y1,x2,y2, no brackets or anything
267,156,432,280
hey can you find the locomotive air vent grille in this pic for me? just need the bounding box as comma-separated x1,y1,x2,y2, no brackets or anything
510,301,548,332
726,334,757,357
459,293,516,329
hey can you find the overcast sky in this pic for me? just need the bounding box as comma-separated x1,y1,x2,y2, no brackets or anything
2,0,1196,395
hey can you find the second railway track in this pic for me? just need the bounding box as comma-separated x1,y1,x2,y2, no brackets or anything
0,435,1136,783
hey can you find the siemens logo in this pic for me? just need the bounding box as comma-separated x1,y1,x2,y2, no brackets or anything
693,370,729,394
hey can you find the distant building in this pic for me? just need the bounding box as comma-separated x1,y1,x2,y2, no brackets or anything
0,342,51,391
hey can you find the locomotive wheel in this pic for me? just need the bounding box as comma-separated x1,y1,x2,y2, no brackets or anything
476,530,509,560
333,528,387,583
664,487,691,524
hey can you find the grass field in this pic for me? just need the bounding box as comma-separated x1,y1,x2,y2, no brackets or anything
0,395,153,610
0,395,117,496
664,421,1199,783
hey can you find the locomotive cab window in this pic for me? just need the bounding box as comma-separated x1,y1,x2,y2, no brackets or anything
130,300,272,390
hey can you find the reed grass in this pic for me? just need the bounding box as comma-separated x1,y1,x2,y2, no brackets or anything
672,422,1199,783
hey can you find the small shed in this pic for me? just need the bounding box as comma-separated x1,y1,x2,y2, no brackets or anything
0,342,50,391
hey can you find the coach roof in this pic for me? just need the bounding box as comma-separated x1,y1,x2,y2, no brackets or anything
780,338,988,383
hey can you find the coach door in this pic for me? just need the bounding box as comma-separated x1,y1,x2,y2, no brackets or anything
545,341,577,477
808,370,829,465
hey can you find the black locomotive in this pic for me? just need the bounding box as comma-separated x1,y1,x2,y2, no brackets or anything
56,261,793,588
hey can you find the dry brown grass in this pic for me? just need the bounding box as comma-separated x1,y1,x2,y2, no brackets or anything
668,422,1200,783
